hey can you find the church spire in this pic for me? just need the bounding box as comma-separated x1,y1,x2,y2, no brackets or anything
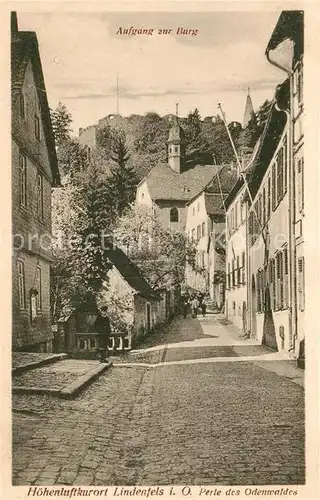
167,107,185,174
243,87,255,128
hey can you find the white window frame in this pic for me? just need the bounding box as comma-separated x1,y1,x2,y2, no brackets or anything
35,266,42,311
17,260,26,310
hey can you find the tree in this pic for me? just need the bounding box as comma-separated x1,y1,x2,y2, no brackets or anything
114,204,196,291
108,129,139,217
50,102,73,147
50,162,116,321
56,138,88,179
133,112,169,162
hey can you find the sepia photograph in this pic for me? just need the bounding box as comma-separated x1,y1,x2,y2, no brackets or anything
9,3,309,493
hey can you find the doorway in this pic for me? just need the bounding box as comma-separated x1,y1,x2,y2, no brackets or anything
251,275,257,338
146,303,151,331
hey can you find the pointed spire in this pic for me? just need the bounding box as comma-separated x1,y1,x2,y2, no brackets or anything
243,88,255,128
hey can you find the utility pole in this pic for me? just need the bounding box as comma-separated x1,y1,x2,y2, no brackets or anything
116,72,119,114
175,102,179,117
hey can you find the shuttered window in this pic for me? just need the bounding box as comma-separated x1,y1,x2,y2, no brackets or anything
283,247,289,309
297,158,304,212
227,263,231,289
232,260,235,287
241,251,246,285
267,177,271,219
298,257,305,311
269,259,276,311
276,252,284,310
236,255,240,285
272,163,276,211
283,139,288,193
277,148,284,203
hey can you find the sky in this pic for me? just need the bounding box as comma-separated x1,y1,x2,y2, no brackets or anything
17,10,286,135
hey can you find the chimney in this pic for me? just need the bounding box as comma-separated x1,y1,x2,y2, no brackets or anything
11,12,18,35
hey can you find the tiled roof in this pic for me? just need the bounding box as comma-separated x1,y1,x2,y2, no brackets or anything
11,31,60,186
205,167,238,195
106,246,160,301
204,193,225,216
144,163,221,201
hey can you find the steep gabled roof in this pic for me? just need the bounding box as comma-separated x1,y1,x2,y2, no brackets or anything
11,30,61,186
144,163,221,201
266,10,304,60
106,246,160,301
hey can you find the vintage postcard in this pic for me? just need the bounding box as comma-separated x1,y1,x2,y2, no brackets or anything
2,1,319,499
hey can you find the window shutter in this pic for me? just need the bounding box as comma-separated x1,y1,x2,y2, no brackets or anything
298,257,305,311
297,158,304,212
283,139,288,193
241,251,245,285
283,248,289,308
272,163,276,211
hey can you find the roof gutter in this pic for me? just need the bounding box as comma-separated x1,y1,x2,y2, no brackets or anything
265,43,297,355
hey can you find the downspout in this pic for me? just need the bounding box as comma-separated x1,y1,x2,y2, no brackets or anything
265,49,297,353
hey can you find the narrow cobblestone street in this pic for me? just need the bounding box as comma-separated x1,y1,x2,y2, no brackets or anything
12,314,305,486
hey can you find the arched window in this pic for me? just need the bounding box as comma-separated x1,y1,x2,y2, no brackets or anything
170,207,179,223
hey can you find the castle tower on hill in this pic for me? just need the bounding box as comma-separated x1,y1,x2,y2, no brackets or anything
167,115,186,174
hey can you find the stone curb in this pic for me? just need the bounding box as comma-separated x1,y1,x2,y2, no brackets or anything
12,353,68,376
12,386,62,396
12,361,113,399
59,361,113,399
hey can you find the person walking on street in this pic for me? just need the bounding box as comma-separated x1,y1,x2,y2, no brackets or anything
201,296,207,317
191,296,199,318
183,294,190,318
95,305,111,363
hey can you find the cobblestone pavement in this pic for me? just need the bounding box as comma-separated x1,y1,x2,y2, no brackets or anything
12,316,305,486
13,360,100,390
12,352,56,369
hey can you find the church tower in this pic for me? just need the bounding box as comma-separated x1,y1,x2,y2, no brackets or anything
167,107,185,174
243,88,255,128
